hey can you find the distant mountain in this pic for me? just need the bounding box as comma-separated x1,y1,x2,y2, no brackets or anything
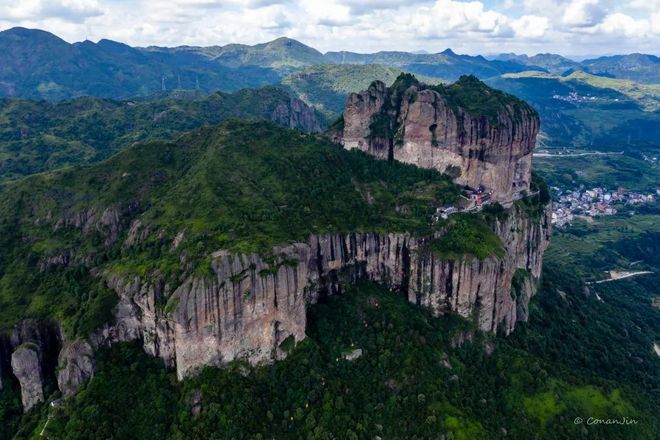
493,52,660,83
581,53,660,84
526,54,580,74
2,27,658,102
487,71,660,148
0,86,321,182
491,53,580,75
0,27,280,99
323,48,538,80
144,37,325,73
0,28,540,100
278,64,442,122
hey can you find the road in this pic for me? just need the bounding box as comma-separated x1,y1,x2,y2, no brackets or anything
534,151,623,158
589,270,653,284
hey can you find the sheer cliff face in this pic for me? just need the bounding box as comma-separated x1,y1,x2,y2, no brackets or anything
337,78,540,201
89,203,550,380
0,80,549,407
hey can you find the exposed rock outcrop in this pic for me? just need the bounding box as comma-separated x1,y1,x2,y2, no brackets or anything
11,344,44,412
333,75,540,202
57,339,95,397
0,320,62,411
270,98,322,133
93,202,549,380
53,201,140,247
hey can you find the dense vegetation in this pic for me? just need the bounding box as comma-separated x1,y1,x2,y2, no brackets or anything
435,75,537,124
11,254,657,439
0,86,320,182
0,120,462,336
430,214,505,260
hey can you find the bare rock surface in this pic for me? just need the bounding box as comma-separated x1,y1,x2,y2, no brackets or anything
95,201,550,380
336,77,540,202
11,344,44,412
57,339,95,397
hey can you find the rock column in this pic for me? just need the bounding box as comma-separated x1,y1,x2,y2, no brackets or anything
11,344,45,412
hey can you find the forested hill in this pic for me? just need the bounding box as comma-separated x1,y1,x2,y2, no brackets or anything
0,119,461,336
0,86,321,183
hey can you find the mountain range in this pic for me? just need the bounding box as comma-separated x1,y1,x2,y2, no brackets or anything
2,27,659,102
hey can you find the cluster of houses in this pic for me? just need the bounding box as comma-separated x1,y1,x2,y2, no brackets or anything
551,185,658,227
552,91,603,104
642,153,658,164
432,185,493,221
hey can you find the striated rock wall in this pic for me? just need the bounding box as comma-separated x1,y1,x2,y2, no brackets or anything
57,339,95,398
1,202,550,407
270,98,323,133
11,344,45,412
92,202,550,380
336,78,540,202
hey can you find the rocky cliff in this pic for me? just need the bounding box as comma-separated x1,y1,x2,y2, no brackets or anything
332,75,540,202
271,97,323,133
59,202,549,381
0,86,550,410
1,202,549,403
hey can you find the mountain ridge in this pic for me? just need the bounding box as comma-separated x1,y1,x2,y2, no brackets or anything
2,26,658,103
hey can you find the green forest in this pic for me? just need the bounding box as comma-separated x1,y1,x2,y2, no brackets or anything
0,120,464,337
4,249,657,439
2,197,658,439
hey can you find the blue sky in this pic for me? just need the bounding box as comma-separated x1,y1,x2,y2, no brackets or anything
0,0,658,57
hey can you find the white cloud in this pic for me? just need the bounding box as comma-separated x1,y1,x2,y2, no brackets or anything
652,11,660,33
562,0,605,28
0,0,658,56
512,15,550,38
597,12,650,37
410,0,512,37
0,0,102,23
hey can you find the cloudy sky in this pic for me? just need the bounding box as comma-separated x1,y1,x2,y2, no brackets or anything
0,0,658,57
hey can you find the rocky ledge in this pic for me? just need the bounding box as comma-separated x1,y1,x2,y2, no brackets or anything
330,75,540,202
1,201,548,408
88,201,550,381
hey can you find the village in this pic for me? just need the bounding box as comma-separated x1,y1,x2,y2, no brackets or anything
432,185,494,222
429,182,658,228
551,185,658,227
